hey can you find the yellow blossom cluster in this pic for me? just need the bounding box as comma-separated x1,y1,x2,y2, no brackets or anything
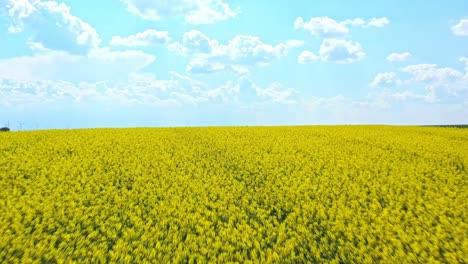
0,126,466,263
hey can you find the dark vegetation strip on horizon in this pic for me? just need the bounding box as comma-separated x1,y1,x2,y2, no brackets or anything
422,124,468,128
1,124,468,132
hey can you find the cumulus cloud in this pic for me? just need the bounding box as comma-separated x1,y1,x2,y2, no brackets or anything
186,59,225,74
125,72,296,105
366,89,437,107
4,0,36,32
168,30,218,55
216,36,303,65
27,41,51,52
1,2,162,83
386,52,411,62
401,63,468,96
452,18,468,36
234,77,298,104
298,50,319,64
185,59,248,75
0,48,156,82
169,30,303,74
294,16,389,37
369,72,402,88
110,29,170,47
0,71,211,107
0,78,104,106
294,16,384,64
298,39,365,64
3,0,101,53
133,73,298,105
319,39,365,63
460,57,468,73
120,0,239,24
370,60,468,103
294,16,349,38
341,17,390,28
0,77,179,107
0,71,299,108
306,92,468,124
365,17,390,28
401,64,464,85
256,83,298,104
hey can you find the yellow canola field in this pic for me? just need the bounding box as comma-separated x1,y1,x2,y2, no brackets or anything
0,126,467,263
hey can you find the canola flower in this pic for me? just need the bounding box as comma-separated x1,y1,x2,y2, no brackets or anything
0,126,467,263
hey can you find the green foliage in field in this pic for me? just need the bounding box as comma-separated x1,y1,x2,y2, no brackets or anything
0,126,467,263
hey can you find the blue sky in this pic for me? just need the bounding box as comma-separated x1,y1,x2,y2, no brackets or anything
1,0,467,129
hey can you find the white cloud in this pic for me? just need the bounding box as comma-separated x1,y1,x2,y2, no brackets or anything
304,93,468,125
256,83,298,104
0,48,156,82
230,65,249,75
185,63,249,75
171,78,242,104
110,29,170,47
366,17,390,28
0,79,101,107
215,36,303,65
4,0,101,53
386,52,411,62
167,74,298,104
401,64,464,86
319,39,365,63
460,57,468,74
295,16,389,37
293,16,385,64
37,1,100,47
0,51,80,81
186,59,225,74
2,74,466,126
120,0,239,24
297,39,365,64
294,16,348,37
168,30,218,55
27,41,51,52
298,50,319,64
183,29,217,53
0,71,299,108
342,17,390,28
4,0,36,32
234,77,298,104
0,71,206,107
370,60,468,103
372,90,435,103
184,0,238,24
170,31,303,74
452,18,468,36
88,47,155,65
370,72,402,88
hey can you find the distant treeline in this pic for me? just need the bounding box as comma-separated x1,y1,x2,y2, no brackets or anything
423,124,468,128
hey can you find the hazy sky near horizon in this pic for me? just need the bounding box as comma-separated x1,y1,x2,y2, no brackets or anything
1,0,467,129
